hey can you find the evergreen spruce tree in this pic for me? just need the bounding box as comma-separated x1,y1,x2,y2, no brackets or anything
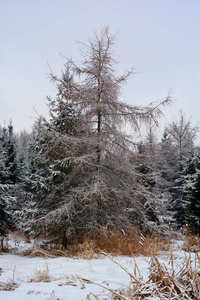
0,122,19,239
183,151,200,233
158,113,199,227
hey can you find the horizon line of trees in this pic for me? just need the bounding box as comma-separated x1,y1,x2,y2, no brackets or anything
1,27,199,246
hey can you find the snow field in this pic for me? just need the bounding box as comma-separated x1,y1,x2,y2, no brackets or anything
0,249,198,300
0,254,149,300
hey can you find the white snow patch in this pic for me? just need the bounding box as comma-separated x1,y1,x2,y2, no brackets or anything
0,250,198,300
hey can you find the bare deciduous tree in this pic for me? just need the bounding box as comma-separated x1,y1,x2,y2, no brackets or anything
167,111,199,171
24,27,172,242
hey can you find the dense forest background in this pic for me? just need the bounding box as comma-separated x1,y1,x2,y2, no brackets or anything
1,29,199,246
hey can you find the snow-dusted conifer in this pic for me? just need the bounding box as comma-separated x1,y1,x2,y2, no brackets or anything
0,122,20,236
158,112,199,226
183,150,200,233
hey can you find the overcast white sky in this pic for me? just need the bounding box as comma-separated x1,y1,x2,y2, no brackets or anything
0,0,199,143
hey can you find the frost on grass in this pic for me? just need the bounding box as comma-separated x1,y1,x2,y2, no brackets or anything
0,280,18,291
0,265,19,291
27,263,54,283
104,253,200,300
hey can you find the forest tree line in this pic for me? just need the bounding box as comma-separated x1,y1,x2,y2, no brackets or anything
0,28,199,246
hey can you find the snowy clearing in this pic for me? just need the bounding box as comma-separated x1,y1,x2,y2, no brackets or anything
0,241,199,300
0,253,149,300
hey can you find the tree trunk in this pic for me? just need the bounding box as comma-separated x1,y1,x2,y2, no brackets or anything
97,109,101,165
0,237,4,251
62,232,68,249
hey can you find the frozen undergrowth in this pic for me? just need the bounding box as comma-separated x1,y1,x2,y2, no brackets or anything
0,235,199,300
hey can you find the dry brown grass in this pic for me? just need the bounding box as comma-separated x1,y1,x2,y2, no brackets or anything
94,251,200,300
27,263,54,283
85,229,200,300
7,227,167,258
0,280,18,291
49,290,64,300
69,228,166,258
7,227,174,259
183,234,200,252
20,247,69,258
70,240,101,259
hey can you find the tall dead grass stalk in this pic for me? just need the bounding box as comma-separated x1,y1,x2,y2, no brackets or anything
27,263,53,283
70,227,165,258
100,253,200,300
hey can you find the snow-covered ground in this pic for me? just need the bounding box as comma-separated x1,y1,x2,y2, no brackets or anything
0,238,198,300
0,254,149,300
